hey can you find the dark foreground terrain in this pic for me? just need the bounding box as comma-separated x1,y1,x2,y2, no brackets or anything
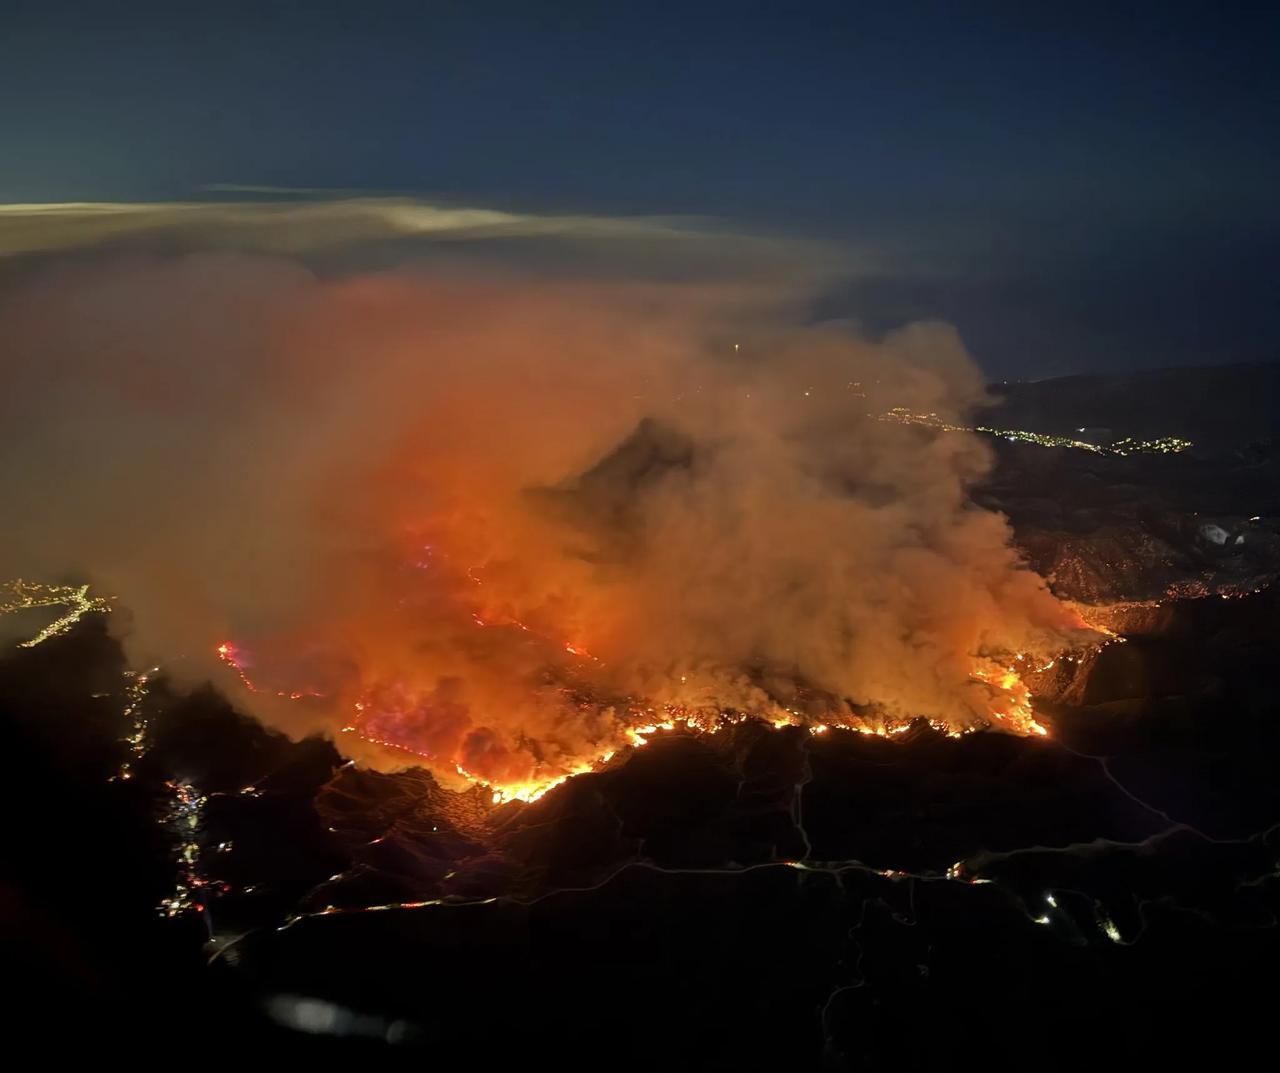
3,364,1279,1069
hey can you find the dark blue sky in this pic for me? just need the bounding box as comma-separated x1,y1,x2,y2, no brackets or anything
3,1,1277,378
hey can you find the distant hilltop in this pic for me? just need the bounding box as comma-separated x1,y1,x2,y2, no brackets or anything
988,362,1280,451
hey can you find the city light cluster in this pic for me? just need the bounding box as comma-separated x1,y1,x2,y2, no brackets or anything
157,779,209,918
112,669,156,782
0,579,111,647
880,408,1193,457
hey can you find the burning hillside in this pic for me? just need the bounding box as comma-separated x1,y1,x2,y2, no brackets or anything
0,261,1098,802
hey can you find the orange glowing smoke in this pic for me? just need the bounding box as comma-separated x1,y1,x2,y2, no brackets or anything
210,282,1093,799
196,283,1090,802
0,261,1096,803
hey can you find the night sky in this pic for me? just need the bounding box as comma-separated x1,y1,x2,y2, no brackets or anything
3,0,1277,379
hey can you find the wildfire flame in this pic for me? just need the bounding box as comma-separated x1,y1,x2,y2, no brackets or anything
204,487,1105,804
212,622,1082,804
0,576,1101,808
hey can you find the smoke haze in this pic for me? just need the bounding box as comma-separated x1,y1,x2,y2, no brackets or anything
0,206,1083,791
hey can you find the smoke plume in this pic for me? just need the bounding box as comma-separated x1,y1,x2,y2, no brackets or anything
0,218,1082,794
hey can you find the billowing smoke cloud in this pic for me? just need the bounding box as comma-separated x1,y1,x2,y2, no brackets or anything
0,208,1083,794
